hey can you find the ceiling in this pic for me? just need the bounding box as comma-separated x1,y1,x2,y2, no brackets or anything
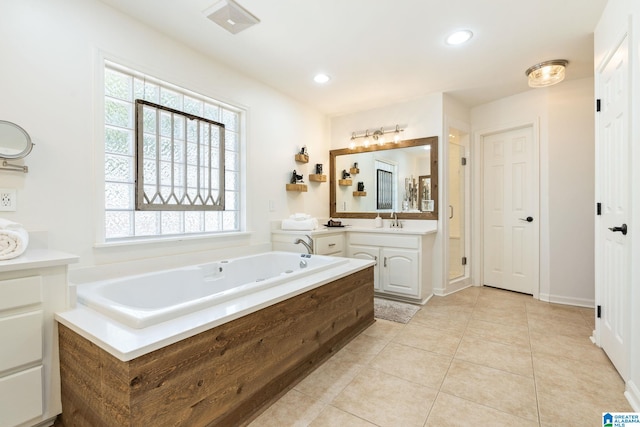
98,0,607,116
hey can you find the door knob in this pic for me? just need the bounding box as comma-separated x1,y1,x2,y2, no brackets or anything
519,216,534,223
608,223,628,235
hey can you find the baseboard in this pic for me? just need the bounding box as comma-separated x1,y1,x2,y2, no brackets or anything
625,380,640,412
538,293,594,308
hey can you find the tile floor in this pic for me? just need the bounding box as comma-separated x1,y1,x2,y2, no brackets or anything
249,286,633,426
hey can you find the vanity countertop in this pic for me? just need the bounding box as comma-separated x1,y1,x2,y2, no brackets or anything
0,248,79,273
272,223,437,236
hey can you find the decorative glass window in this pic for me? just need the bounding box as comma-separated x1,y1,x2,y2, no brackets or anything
376,169,393,210
104,61,242,240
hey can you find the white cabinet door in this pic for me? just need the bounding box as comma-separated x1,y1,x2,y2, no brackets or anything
381,248,419,297
348,245,381,290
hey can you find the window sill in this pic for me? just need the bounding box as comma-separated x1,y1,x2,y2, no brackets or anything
94,231,252,249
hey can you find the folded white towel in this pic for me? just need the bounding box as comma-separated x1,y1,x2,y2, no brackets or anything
281,218,318,231
290,213,312,221
0,218,29,260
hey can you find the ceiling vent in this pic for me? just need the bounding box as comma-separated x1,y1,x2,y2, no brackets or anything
204,0,260,34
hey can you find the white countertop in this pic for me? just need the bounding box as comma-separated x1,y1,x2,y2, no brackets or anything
272,223,438,236
55,257,374,362
0,248,79,273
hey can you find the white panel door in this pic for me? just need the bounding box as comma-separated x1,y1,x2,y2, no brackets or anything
382,248,419,297
597,35,630,380
348,245,381,291
482,126,537,294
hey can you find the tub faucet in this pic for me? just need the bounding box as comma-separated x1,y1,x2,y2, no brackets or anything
294,235,314,254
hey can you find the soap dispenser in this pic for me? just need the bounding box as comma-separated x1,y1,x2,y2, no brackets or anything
374,212,383,228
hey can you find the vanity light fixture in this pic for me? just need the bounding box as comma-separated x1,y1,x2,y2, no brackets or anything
348,125,405,150
526,59,569,88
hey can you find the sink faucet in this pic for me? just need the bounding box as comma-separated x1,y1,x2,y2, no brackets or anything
390,211,402,228
294,235,314,254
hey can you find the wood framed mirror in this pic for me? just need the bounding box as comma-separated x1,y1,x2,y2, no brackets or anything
330,136,438,220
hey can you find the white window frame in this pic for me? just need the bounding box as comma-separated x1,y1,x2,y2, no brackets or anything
98,59,245,244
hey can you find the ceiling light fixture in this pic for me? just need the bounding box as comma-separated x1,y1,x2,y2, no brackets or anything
314,73,331,84
445,30,473,45
526,59,569,88
348,125,405,150
204,0,260,34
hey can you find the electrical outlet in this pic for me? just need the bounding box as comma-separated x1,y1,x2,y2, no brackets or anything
0,189,17,211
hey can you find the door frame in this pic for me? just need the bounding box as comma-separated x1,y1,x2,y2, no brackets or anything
472,120,541,299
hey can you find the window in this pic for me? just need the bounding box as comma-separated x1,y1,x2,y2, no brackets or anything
103,61,242,240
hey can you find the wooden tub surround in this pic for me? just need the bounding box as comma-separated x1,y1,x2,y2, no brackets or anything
57,267,374,427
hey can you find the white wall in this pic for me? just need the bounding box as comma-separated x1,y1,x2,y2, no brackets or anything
471,77,595,306
594,0,640,410
0,0,329,269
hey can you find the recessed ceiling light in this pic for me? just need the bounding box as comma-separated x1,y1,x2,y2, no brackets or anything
314,73,331,84
446,30,473,45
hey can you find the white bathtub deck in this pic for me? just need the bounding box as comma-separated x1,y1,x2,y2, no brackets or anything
55,257,373,361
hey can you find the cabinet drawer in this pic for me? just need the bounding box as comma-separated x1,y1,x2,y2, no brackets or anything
315,234,344,255
349,233,419,249
0,276,42,311
0,311,43,373
0,365,43,427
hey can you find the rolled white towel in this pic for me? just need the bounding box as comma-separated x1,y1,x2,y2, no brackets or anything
0,218,29,260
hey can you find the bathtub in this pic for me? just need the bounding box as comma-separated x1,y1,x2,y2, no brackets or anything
76,251,349,329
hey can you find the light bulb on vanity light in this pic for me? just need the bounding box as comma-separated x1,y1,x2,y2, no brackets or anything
363,130,370,148
349,132,356,150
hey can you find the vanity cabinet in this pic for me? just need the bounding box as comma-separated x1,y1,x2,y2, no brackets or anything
0,250,77,427
348,232,432,303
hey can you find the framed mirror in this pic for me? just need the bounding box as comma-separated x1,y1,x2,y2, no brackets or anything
0,120,33,159
330,136,438,220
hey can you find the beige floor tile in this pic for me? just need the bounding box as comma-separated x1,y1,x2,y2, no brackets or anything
392,323,462,356
441,360,538,422
529,331,609,363
248,389,325,427
370,342,452,388
538,387,633,426
465,318,531,349
409,309,469,333
425,392,538,427
471,304,529,327
341,332,388,364
332,368,437,427
527,313,594,339
294,355,364,403
360,318,404,342
532,352,625,402
308,405,377,427
455,334,533,377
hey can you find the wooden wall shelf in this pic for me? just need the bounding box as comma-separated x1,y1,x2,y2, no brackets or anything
308,174,327,182
353,191,367,197
286,183,308,192
338,179,352,186
350,167,360,175
295,154,309,163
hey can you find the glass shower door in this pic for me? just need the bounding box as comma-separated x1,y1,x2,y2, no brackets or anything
449,140,466,281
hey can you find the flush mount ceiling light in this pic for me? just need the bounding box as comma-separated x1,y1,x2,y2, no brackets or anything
526,59,569,88
313,73,331,84
445,30,473,45
203,0,260,34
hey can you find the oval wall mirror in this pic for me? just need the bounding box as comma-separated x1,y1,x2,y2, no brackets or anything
0,120,34,159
